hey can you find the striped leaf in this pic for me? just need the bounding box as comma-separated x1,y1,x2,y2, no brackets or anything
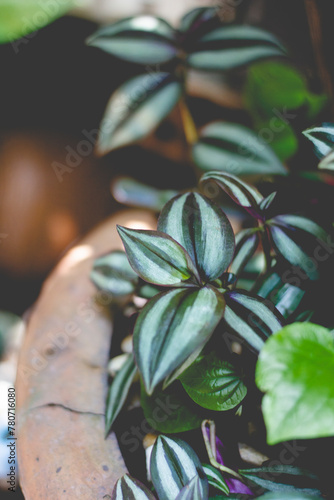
105,354,137,436
91,250,138,297
202,464,230,495
230,229,260,276
238,465,321,496
267,215,329,280
97,72,183,154
186,25,287,71
175,476,204,500
193,122,286,175
302,123,334,159
87,16,178,65
117,226,200,287
150,436,209,500
133,287,225,394
179,352,247,411
319,149,334,170
259,192,277,212
179,7,219,35
223,290,284,352
112,474,156,500
158,192,235,282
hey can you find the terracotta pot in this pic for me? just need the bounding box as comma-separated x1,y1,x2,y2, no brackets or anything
16,209,156,499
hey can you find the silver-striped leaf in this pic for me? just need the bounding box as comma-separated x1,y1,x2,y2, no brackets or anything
105,354,137,436
133,286,225,394
87,16,178,65
302,123,334,159
179,352,247,411
202,464,230,495
117,226,200,287
223,290,284,352
230,228,260,276
91,250,138,297
97,72,183,154
158,192,235,282
150,435,209,500
318,149,334,170
193,122,286,175
179,7,219,34
186,25,287,71
267,215,329,280
175,476,204,500
112,474,156,500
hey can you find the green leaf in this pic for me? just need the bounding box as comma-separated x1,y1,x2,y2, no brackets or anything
97,72,183,154
112,474,156,500
318,149,334,170
193,122,286,175
187,25,286,71
200,171,263,209
117,226,200,287
267,215,329,281
179,7,219,35
134,286,225,394
230,229,260,276
238,464,321,496
0,0,76,44
140,382,202,433
223,290,284,352
179,352,247,411
175,476,205,500
87,16,178,65
158,192,235,282
162,344,204,389
256,322,334,444
150,435,209,500
91,250,138,297
245,62,327,161
105,354,137,436
202,464,230,495
303,123,334,159
259,192,277,212
257,494,322,500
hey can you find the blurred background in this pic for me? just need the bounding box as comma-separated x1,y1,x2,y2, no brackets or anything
0,0,334,495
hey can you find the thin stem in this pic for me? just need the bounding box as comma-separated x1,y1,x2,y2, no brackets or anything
201,420,243,481
178,98,199,147
260,226,272,274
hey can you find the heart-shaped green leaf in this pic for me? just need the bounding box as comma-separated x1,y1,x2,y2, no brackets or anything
256,322,334,444
230,229,260,276
179,352,247,411
223,290,284,352
112,474,157,500
158,192,235,282
105,354,137,436
134,286,225,394
202,464,230,495
186,25,287,71
150,435,209,500
193,122,286,175
0,0,76,44
238,464,321,496
140,382,202,433
175,476,205,500
87,16,178,65
117,226,200,287
97,72,183,154
91,250,138,297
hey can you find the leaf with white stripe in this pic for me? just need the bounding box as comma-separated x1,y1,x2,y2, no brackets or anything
223,290,284,352
193,122,286,175
112,474,156,500
158,192,235,282
150,436,209,500
179,7,219,35
303,123,334,159
87,16,178,65
105,354,137,436
230,229,260,276
186,25,287,71
175,476,205,500
117,226,200,287
91,250,138,297
270,215,328,242
97,72,183,154
202,464,230,495
134,286,225,394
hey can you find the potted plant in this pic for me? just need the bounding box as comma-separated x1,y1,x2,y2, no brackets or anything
14,3,334,499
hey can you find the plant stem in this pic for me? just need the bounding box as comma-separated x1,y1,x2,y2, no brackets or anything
179,98,199,147
260,226,272,274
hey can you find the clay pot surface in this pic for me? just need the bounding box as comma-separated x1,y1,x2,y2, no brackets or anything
16,209,156,499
